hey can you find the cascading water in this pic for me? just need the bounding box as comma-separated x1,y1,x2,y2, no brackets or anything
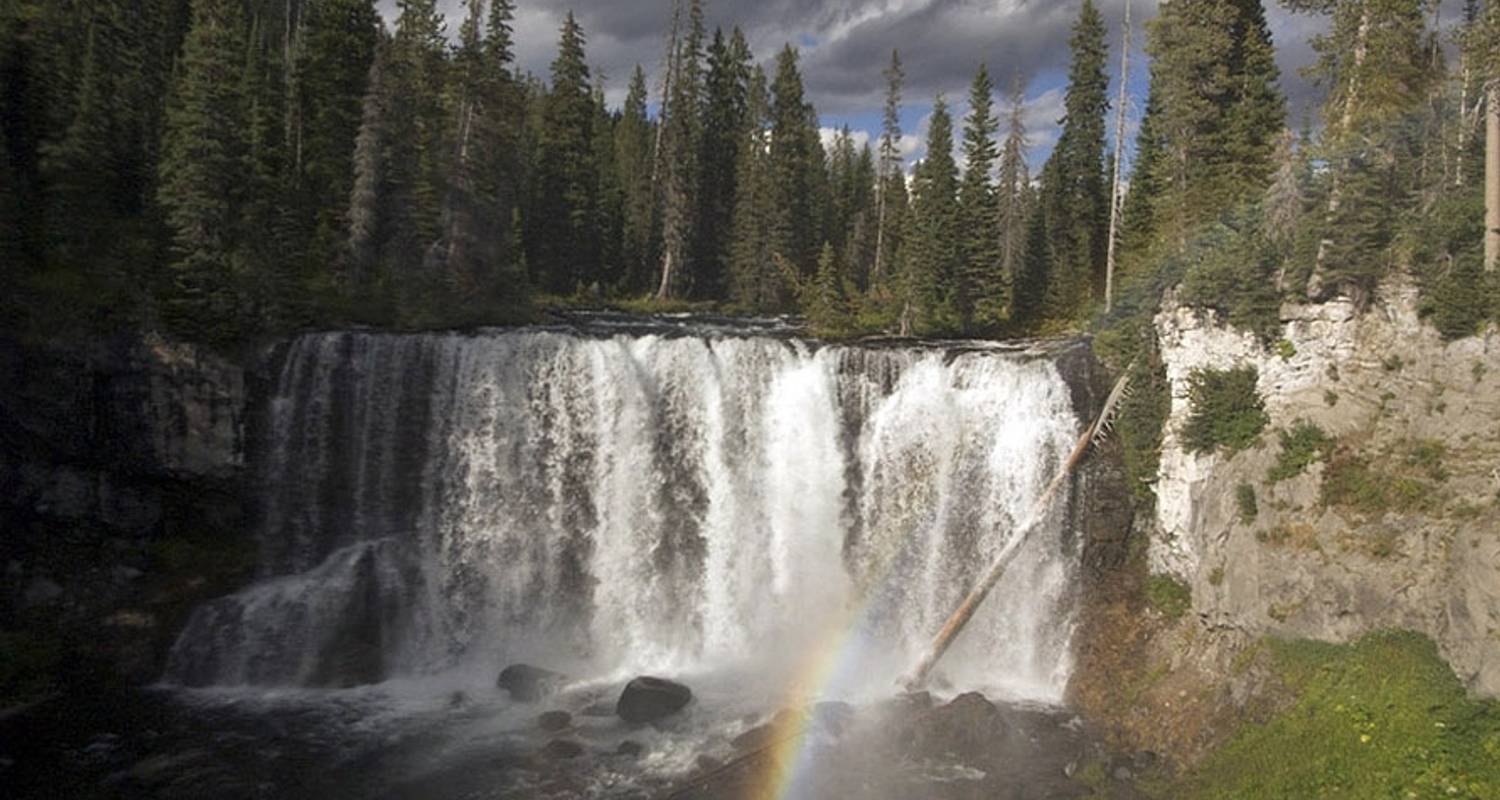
166,323,1083,703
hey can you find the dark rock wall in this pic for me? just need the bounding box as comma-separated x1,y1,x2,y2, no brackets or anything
0,334,260,695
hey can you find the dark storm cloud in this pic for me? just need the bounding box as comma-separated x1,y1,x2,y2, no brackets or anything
381,0,1466,157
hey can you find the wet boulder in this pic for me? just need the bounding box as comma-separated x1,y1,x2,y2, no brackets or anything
540,739,585,760
496,664,568,702
615,676,693,724
538,711,571,732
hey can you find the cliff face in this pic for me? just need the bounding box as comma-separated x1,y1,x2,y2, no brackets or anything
0,334,256,690
1151,282,1500,697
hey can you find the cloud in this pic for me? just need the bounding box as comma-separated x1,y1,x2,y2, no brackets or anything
377,0,1469,156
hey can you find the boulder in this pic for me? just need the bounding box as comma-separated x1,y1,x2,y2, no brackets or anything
615,676,693,724
540,739,585,760
615,740,644,758
812,701,855,736
732,723,777,751
496,664,568,703
538,711,571,732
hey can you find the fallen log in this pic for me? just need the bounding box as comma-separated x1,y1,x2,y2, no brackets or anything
903,363,1133,690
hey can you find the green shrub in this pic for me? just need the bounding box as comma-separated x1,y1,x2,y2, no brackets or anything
1235,483,1258,523
1323,389,1339,407
1146,574,1192,621
1181,366,1269,455
1273,339,1296,360
1266,420,1334,483
1406,440,1449,483
1177,632,1500,799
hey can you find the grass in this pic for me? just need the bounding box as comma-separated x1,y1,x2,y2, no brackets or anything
1181,366,1269,456
1146,575,1192,621
1172,632,1500,799
1322,455,1433,516
1266,420,1334,483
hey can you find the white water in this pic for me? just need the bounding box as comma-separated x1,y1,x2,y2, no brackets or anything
167,327,1082,703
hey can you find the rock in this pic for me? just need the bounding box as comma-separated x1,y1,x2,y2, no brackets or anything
538,710,571,732
496,664,568,703
22,577,64,608
732,723,777,751
615,740,644,758
615,676,693,724
579,702,615,717
696,754,724,772
1113,766,1134,781
540,739,585,760
812,701,855,736
908,692,1006,761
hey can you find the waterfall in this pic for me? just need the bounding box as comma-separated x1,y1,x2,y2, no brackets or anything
166,326,1083,702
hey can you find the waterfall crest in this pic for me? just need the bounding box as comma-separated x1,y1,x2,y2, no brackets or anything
167,327,1082,701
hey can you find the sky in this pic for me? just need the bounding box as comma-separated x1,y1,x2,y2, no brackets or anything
377,1,1463,174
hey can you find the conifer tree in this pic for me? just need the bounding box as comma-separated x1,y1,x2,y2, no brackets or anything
528,12,600,294
805,241,849,333
615,65,657,293
1288,0,1434,302
874,50,905,291
769,45,824,279
291,0,379,285
905,95,961,333
995,76,1031,317
1137,0,1285,251
157,0,250,339
655,0,704,298
381,0,450,315
1021,0,1110,325
959,63,1001,331
346,52,386,298
693,26,752,300
240,22,294,329
728,66,784,310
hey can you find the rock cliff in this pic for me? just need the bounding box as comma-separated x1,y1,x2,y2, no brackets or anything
1151,280,1500,696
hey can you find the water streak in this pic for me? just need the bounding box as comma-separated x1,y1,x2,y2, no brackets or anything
167,328,1081,701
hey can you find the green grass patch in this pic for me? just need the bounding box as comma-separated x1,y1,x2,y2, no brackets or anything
1146,574,1192,621
1181,366,1269,456
1173,631,1500,799
1235,483,1258,524
1321,446,1439,517
1266,420,1334,483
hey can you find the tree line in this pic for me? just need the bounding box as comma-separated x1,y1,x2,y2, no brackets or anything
1,0,1497,344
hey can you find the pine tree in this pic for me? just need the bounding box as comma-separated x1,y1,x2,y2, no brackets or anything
381,0,450,316
995,76,1031,318
905,95,961,333
959,63,1001,331
1288,0,1435,302
693,27,752,300
728,66,784,310
804,241,849,334
874,50,905,292
346,51,386,300
528,12,600,294
157,0,250,339
1021,0,1110,325
476,0,525,304
655,0,704,298
291,0,379,288
240,21,294,330
768,45,824,279
615,65,657,293
1137,0,1285,251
